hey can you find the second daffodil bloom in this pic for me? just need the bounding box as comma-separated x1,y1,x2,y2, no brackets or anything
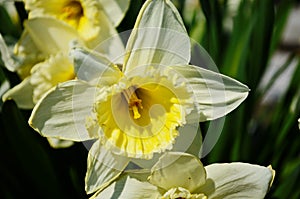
29,0,249,193
2,0,129,109
1,1,129,148
24,0,130,50
93,152,275,199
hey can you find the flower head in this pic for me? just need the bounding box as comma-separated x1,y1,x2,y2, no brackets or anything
2,0,129,108
29,0,249,157
28,0,250,192
3,17,79,109
92,152,275,199
24,0,129,47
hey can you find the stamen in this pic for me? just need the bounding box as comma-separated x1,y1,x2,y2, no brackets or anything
123,87,143,119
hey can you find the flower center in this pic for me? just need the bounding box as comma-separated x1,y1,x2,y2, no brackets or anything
62,1,83,19
122,86,143,119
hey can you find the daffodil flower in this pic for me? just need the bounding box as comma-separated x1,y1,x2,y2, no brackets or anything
1,0,128,77
24,0,129,50
29,0,249,192
1,17,84,148
298,118,300,130
3,17,81,109
93,152,275,199
2,0,128,108
2,0,129,108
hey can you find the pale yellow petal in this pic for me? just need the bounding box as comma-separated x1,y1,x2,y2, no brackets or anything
85,140,129,194
91,175,160,199
0,34,22,72
172,65,249,121
97,0,130,27
29,80,97,141
123,0,190,73
24,17,81,54
2,77,35,109
199,163,275,198
70,47,122,85
84,10,125,61
30,53,74,103
149,152,206,193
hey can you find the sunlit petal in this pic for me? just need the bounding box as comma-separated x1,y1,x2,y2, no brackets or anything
91,175,160,199
123,0,190,73
70,47,122,85
149,152,206,193
172,65,249,121
199,162,275,198
25,17,81,54
29,80,97,141
30,52,75,103
2,77,35,109
85,140,129,194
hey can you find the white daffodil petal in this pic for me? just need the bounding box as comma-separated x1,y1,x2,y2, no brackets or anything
24,0,125,59
0,34,19,72
174,122,202,157
123,0,190,73
97,0,130,27
70,47,122,85
200,163,275,199
30,52,75,104
92,175,160,199
29,80,96,141
13,30,46,76
298,118,300,129
25,17,81,54
85,140,129,194
86,9,125,61
173,65,249,121
2,77,35,109
149,152,206,193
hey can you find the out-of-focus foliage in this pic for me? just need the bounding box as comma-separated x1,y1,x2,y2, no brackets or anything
0,0,299,198
192,0,300,198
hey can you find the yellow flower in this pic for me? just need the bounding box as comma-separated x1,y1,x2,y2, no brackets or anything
3,17,80,109
1,0,129,101
29,0,249,192
92,152,275,199
2,0,129,109
24,0,129,48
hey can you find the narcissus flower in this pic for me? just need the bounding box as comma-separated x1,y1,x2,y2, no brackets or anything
29,0,249,192
24,0,129,48
93,152,275,199
2,0,128,148
2,0,129,109
3,17,79,109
